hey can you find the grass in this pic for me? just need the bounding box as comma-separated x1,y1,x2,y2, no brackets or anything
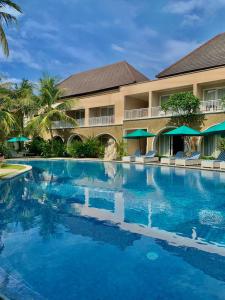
0,163,26,170
0,163,26,179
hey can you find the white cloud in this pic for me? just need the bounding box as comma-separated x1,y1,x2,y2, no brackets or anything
111,44,125,52
163,39,200,63
182,14,201,26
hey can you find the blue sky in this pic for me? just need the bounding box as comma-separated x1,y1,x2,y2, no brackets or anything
1,0,225,83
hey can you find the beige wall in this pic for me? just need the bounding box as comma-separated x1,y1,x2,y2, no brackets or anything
50,66,225,155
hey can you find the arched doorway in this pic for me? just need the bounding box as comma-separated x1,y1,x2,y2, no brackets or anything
67,134,83,146
53,136,64,143
155,127,184,156
97,134,116,146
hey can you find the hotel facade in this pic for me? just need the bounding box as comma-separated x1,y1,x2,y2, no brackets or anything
53,33,225,157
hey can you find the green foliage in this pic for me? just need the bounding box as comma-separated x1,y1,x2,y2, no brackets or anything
116,140,127,159
26,76,77,139
27,137,65,157
217,138,225,152
27,137,45,156
0,142,11,158
0,1,22,56
67,137,103,158
161,92,201,126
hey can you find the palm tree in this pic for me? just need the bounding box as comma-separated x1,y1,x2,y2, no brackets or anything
0,79,17,136
12,79,38,134
0,0,22,56
26,76,77,141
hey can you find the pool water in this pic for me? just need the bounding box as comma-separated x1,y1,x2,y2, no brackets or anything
0,160,225,299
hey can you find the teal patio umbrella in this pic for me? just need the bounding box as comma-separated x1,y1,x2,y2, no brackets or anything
7,136,31,143
123,129,155,153
164,125,201,153
164,125,201,136
201,121,225,135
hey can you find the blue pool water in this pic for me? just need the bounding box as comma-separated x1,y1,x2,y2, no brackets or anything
0,160,225,299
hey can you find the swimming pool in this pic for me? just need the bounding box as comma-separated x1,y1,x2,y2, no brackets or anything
0,160,225,299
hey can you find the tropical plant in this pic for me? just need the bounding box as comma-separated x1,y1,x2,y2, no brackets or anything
116,139,127,159
26,76,77,143
217,138,225,152
0,79,17,137
67,137,103,158
12,79,38,134
0,0,22,56
161,92,201,126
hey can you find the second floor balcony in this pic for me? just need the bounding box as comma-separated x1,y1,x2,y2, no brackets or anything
89,115,115,126
124,108,149,120
52,118,85,129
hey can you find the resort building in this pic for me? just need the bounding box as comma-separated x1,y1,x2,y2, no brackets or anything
53,33,225,157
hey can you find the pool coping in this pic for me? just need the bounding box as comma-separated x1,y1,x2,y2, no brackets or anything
0,164,32,180
7,157,225,173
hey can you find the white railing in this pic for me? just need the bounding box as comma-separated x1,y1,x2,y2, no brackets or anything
124,108,149,120
151,106,176,117
200,100,224,113
52,119,85,129
89,115,115,126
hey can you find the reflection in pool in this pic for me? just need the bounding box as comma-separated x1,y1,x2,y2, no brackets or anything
0,160,225,299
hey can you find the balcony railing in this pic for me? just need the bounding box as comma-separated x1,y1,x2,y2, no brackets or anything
200,100,224,112
89,115,115,126
124,108,149,120
52,119,84,129
151,106,176,117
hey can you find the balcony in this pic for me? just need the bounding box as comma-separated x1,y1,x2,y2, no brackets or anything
151,106,176,117
124,108,149,120
52,119,84,129
89,115,115,126
200,100,224,113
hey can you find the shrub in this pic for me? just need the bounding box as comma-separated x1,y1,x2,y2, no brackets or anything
67,137,103,158
27,137,45,156
217,138,225,152
116,140,127,159
0,142,11,158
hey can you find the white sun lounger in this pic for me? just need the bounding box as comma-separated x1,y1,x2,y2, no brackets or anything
220,161,225,170
122,150,141,162
201,152,225,169
135,150,159,163
175,152,201,166
161,151,184,165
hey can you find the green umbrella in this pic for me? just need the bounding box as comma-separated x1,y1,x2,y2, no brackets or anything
7,136,31,143
123,129,155,139
164,125,201,136
123,129,155,152
201,121,225,135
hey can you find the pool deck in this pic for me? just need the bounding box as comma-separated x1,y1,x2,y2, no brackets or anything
7,157,225,173
0,164,32,180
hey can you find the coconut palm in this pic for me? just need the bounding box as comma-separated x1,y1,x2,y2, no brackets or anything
0,0,22,56
12,79,38,134
0,79,17,136
26,76,77,140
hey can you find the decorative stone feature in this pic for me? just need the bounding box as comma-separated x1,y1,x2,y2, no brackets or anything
104,138,117,161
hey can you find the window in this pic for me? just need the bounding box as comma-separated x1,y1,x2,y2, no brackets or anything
160,95,170,105
204,89,216,101
204,87,225,101
218,88,225,99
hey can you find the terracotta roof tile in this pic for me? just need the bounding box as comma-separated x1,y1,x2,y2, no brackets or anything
157,33,225,78
59,61,149,97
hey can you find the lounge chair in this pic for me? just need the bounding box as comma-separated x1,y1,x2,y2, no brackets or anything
175,151,201,166
201,152,225,169
221,161,225,170
135,150,159,163
122,150,141,162
204,152,225,169
161,151,184,165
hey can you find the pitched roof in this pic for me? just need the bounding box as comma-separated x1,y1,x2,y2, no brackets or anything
157,33,225,78
59,61,149,97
